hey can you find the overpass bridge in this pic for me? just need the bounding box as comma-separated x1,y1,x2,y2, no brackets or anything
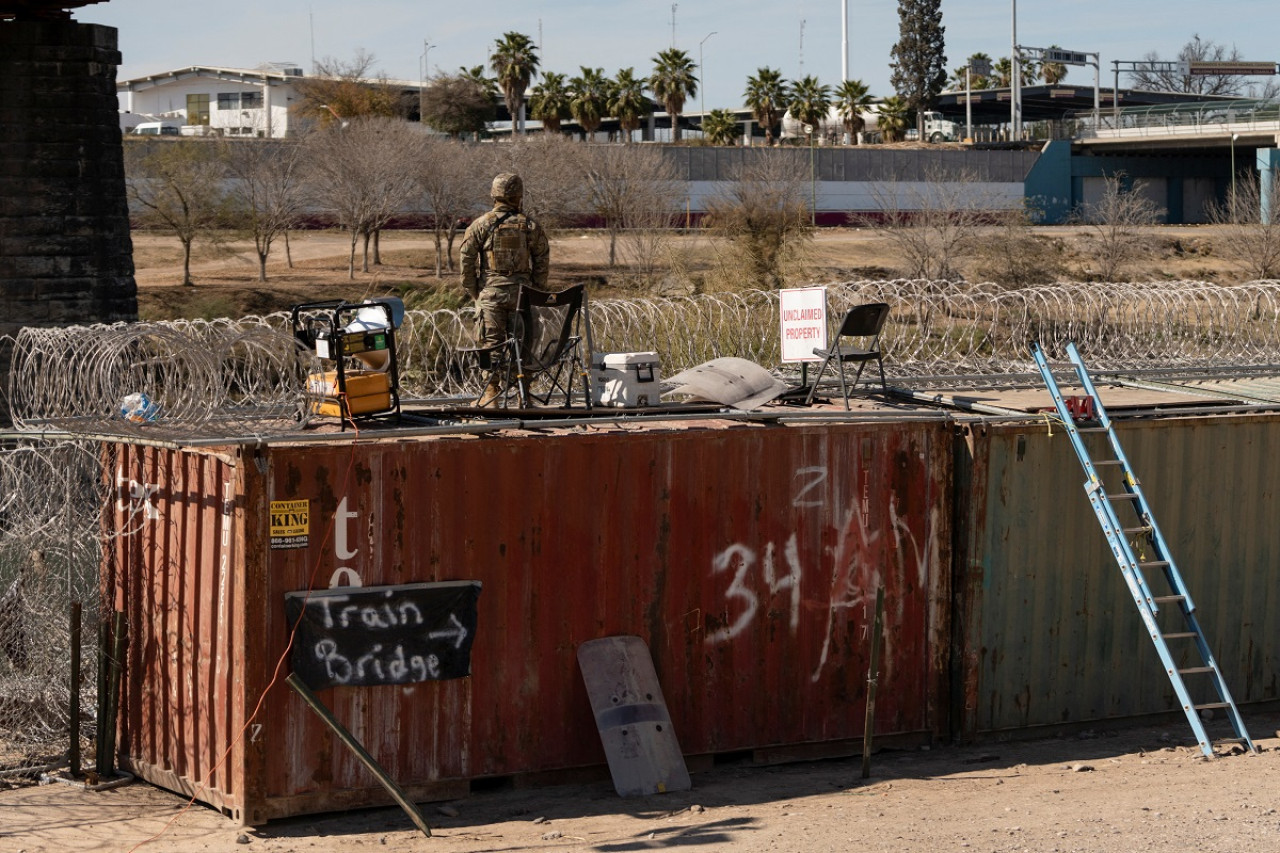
1072,98,1280,150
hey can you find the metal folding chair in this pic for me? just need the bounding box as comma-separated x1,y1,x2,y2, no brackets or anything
804,302,890,409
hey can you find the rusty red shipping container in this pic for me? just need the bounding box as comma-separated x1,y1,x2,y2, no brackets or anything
105,417,953,823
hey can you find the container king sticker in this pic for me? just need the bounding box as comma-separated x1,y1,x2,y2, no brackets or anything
270,499,310,549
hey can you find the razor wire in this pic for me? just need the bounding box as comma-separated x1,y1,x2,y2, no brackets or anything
0,440,108,783
7,320,318,437
388,279,1280,397
7,281,1280,437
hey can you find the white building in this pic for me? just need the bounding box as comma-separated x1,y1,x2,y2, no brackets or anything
117,64,308,138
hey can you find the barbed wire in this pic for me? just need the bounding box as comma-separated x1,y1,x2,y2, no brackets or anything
8,281,1280,437
0,440,106,778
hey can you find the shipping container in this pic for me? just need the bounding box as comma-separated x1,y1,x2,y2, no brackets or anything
953,412,1280,740
106,415,954,824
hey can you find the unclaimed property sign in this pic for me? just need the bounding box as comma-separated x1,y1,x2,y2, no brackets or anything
779,287,828,363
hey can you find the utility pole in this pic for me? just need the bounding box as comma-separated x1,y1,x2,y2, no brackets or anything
700,31,716,125
1011,0,1021,139
841,0,849,83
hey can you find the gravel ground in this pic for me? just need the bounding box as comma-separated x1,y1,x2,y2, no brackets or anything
5,710,1280,852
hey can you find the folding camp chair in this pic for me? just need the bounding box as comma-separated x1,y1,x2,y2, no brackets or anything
516,284,592,408
454,284,592,409
804,302,890,409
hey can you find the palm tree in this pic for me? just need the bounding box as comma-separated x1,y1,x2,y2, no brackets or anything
609,67,651,143
993,56,1040,88
833,79,873,145
950,52,996,91
489,31,540,135
876,96,910,142
743,67,789,146
459,65,500,106
701,109,741,146
649,48,698,142
569,66,609,138
529,71,571,134
786,75,832,138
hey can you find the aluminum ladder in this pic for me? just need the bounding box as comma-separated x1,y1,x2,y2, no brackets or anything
1031,341,1255,758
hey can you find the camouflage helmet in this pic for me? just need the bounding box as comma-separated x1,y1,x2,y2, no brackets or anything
490,172,523,204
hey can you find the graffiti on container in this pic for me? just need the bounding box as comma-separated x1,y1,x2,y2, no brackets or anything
703,538,803,643
811,502,878,682
115,466,160,521
330,496,364,587
702,460,934,684
284,580,481,690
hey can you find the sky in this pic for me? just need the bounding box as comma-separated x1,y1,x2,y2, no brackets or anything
88,1,1279,110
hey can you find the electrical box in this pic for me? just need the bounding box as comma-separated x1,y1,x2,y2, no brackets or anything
592,352,661,408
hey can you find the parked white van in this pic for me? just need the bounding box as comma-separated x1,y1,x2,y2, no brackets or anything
133,121,181,136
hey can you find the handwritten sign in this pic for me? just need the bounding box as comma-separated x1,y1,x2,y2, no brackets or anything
779,287,828,363
284,581,481,690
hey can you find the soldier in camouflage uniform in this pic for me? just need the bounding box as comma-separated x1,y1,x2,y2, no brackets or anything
460,172,551,406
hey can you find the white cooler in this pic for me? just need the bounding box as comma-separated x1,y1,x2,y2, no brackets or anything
591,352,661,407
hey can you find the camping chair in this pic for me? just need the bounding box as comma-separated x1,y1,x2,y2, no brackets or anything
804,302,890,410
453,284,591,409
516,284,592,408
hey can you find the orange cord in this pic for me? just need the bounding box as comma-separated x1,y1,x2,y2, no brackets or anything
129,401,362,850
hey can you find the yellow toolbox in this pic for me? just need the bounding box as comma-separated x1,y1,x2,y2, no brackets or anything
308,370,393,417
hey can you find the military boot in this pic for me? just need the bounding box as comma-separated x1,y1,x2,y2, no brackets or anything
477,381,502,407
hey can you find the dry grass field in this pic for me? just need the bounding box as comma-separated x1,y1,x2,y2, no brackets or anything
132,224,1243,321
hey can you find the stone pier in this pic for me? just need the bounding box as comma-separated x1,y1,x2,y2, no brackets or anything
0,17,137,413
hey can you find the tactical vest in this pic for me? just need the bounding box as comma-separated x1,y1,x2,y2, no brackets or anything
486,212,533,276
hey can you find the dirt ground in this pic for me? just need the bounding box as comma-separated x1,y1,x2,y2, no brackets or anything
5,711,1280,852
129,224,1241,322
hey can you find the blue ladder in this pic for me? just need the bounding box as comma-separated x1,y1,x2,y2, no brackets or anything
1032,341,1255,758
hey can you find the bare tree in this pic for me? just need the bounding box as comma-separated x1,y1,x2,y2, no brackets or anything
1072,173,1165,282
484,135,588,229
220,137,309,282
303,118,424,279
968,205,1068,287
862,164,994,280
124,140,229,286
417,139,489,275
582,145,684,280
1127,35,1248,96
1207,171,1280,280
704,152,812,290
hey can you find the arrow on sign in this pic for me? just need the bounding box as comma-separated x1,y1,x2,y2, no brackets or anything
429,613,468,649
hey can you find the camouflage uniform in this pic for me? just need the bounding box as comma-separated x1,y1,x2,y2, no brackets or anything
460,173,551,348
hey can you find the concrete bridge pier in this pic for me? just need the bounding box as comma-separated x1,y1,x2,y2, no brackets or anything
1260,148,1280,226
0,18,137,416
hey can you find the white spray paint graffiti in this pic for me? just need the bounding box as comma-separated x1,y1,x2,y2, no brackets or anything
115,465,160,521
702,450,936,685
703,537,803,644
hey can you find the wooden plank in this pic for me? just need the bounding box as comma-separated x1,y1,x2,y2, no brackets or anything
576,635,690,797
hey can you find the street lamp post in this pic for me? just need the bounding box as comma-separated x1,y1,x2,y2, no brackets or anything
419,40,435,122
805,123,816,226
699,31,716,135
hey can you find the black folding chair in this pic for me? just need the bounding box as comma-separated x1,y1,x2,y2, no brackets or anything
516,284,591,408
804,302,890,409
454,284,591,409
